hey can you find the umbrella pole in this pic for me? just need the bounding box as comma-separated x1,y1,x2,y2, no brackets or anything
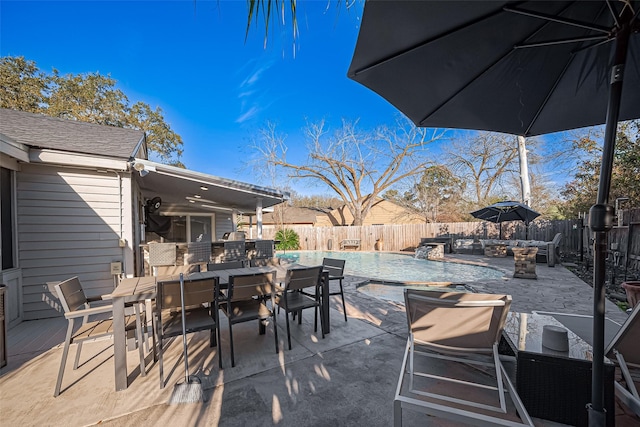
588,8,632,426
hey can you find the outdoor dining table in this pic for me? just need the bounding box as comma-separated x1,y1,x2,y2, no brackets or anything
111,264,330,391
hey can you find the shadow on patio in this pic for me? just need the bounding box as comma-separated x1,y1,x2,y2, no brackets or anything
0,255,635,426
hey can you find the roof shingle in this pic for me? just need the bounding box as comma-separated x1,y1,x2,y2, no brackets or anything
0,108,144,159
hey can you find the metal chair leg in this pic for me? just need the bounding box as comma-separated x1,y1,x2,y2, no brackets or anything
54,322,75,397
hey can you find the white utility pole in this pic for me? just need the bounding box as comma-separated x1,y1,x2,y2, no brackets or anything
517,135,532,206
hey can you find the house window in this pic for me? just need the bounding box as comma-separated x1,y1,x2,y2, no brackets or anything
1,167,15,270
190,216,212,242
146,214,214,243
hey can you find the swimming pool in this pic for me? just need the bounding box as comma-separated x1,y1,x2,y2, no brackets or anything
277,251,504,283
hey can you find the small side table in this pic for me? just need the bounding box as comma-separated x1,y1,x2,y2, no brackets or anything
511,247,538,279
500,312,615,426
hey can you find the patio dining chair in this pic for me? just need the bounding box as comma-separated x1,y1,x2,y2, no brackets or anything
217,272,279,367
249,257,280,267
254,239,274,260
322,258,347,322
394,289,533,426
53,277,146,397
223,241,246,263
154,276,220,388
276,266,325,350
206,260,245,271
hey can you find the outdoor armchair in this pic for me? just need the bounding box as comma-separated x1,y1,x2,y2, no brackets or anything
394,289,533,426
217,272,279,367
53,277,146,397
276,266,325,350
154,276,220,388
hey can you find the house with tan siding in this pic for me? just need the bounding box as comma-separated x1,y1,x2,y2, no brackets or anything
261,199,425,229
0,109,286,328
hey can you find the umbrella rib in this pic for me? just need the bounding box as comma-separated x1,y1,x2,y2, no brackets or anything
605,0,620,28
504,6,611,34
514,2,612,135
523,54,573,136
515,34,608,49
349,5,506,76
418,3,577,130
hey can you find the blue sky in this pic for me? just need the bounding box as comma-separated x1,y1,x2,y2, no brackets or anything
0,0,409,191
1,0,579,197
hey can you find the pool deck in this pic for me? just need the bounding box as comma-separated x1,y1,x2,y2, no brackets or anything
1,253,636,426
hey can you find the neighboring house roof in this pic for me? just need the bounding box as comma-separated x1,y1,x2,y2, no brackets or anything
0,108,145,160
0,108,287,214
328,198,425,225
262,206,331,225
262,199,425,227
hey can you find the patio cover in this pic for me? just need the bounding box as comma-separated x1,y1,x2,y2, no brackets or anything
130,158,287,215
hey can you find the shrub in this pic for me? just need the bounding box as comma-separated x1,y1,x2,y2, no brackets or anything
275,228,300,250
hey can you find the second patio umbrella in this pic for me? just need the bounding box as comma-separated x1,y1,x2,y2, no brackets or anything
471,201,540,239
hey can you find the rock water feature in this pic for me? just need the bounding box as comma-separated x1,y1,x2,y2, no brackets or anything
414,243,444,260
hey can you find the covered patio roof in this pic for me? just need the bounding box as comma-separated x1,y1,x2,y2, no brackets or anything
130,158,287,215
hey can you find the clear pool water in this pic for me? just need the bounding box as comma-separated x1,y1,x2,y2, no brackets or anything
277,251,504,283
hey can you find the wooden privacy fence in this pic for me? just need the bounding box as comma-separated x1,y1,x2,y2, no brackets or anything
261,208,640,272
261,220,580,253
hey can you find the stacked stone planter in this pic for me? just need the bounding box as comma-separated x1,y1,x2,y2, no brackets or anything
511,247,538,279
484,243,507,257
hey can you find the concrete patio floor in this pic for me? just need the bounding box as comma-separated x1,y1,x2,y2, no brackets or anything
1,253,637,426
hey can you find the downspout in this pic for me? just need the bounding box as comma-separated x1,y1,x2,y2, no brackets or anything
116,171,125,277
256,198,263,239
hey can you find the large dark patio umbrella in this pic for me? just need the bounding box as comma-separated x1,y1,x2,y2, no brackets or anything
471,201,540,239
347,1,639,425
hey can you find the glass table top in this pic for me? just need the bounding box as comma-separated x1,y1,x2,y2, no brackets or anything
503,312,597,361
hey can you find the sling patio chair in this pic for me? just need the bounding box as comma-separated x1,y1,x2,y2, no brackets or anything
249,257,280,267
53,277,146,397
154,275,220,388
394,289,534,427
253,239,275,260
322,258,347,322
605,304,640,417
206,260,246,271
276,266,325,350
223,241,247,263
217,271,279,367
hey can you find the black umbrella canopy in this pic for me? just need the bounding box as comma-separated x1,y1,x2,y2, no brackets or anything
347,0,640,137
471,201,541,224
348,1,639,424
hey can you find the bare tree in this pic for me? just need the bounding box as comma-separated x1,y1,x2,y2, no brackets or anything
384,165,465,222
446,132,527,206
253,117,441,225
